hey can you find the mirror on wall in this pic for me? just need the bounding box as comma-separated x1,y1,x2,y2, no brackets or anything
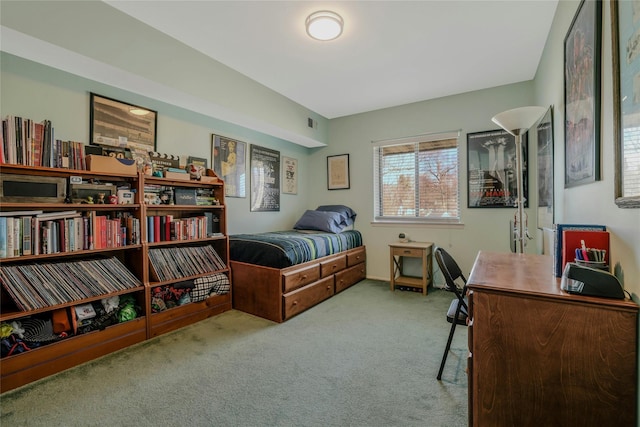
536,106,554,229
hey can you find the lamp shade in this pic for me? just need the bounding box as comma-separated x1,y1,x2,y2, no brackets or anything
491,106,547,136
306,11,343,41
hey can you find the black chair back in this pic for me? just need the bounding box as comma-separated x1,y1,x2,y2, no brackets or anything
434,247,469,380
435,247,468,307
435,247,466,289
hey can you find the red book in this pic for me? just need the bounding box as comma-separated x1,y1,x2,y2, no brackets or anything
165,215,173,242
100,216,107,249
562,230,610,273
106,219,113,248
154,216,161,244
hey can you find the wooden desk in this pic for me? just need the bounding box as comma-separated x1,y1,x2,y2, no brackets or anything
467,251,638,427
389,242,433,295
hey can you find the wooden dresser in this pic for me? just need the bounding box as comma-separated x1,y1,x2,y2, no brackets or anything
467,251,638,427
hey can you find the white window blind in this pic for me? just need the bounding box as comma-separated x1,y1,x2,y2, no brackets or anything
373,131,460,222
622,126,640,198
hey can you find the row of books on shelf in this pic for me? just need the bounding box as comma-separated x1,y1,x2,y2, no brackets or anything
1,116,87,169
0,256,141,311
148,245,227,282
0,210,141,258
146,214,219,243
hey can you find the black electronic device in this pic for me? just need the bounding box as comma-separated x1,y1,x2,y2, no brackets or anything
0,174,66,203
561,263,625,299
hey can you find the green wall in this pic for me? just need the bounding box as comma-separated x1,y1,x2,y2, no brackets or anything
0,52,311,234
1,0,637,292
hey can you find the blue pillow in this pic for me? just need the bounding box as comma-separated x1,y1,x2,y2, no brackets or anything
294,210,345,234
316,205,357,226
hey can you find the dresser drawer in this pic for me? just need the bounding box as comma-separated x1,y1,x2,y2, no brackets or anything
320,254,347,278
282,264,320,293
335,262,366,293
283,276,334,319
391,247,423,258
347,246,366,266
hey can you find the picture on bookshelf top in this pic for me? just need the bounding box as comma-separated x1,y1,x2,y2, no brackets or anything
89,93,157,155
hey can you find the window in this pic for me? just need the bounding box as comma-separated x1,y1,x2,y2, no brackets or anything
622,125,640,198
373,131,460,223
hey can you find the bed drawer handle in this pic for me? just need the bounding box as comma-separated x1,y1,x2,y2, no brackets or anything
301,275,307,280
292,300,298,306
327,285,331,290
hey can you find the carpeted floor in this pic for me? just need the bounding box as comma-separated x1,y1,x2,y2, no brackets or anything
0,280,468,426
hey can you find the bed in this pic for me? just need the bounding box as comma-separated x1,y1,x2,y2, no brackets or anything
230,206,366,322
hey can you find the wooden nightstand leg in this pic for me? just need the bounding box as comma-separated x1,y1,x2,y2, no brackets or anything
422,250,427,295
390,253,395,291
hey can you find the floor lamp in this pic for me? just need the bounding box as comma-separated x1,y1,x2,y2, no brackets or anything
491,106,547,254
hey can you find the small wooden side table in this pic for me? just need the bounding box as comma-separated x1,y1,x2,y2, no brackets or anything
389,242,433,295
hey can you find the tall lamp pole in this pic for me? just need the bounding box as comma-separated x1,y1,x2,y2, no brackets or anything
492,106,547,254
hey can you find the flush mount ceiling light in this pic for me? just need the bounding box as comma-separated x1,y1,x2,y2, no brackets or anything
306,10,343,41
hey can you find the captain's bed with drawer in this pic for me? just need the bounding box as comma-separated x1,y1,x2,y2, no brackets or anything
230,206,366,322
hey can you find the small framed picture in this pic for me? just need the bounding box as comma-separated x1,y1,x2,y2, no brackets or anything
282,156,298,194
187,156,208,169
90,93,157,151
327,154,350,190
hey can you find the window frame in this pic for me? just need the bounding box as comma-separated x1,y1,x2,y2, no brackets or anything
372,130,461,225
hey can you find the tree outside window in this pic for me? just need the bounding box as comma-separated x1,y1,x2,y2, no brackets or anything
374,132,460,223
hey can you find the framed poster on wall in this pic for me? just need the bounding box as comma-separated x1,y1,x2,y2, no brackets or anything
611,0,640,208
327,154,350,190
90,93,157,150
90,93,157,167
537,106,554,229
467,129,528,208
564,0,602,188
282,156,298,195
250,144,280,212
212,134,246,198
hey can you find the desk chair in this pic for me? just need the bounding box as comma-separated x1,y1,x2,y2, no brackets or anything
435,247,469,381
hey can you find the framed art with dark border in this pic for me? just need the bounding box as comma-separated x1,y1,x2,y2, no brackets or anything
611,0,640,208
187,156,208,169
564,0,602,188
467,129,527,208
90,93,157,152
212,134,246,198
282,156,298,195
250,144,280,212
327,154,350,190
536,106,554,228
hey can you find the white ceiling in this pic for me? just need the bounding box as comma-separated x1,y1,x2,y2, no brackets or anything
104,0,558,120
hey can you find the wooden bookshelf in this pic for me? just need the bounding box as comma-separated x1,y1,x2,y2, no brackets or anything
0,164,231,393
142,174,231,338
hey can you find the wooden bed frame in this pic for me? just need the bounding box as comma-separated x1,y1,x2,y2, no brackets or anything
231,246,366,322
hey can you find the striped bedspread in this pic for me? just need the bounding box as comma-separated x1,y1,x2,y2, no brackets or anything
229,230,363,269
